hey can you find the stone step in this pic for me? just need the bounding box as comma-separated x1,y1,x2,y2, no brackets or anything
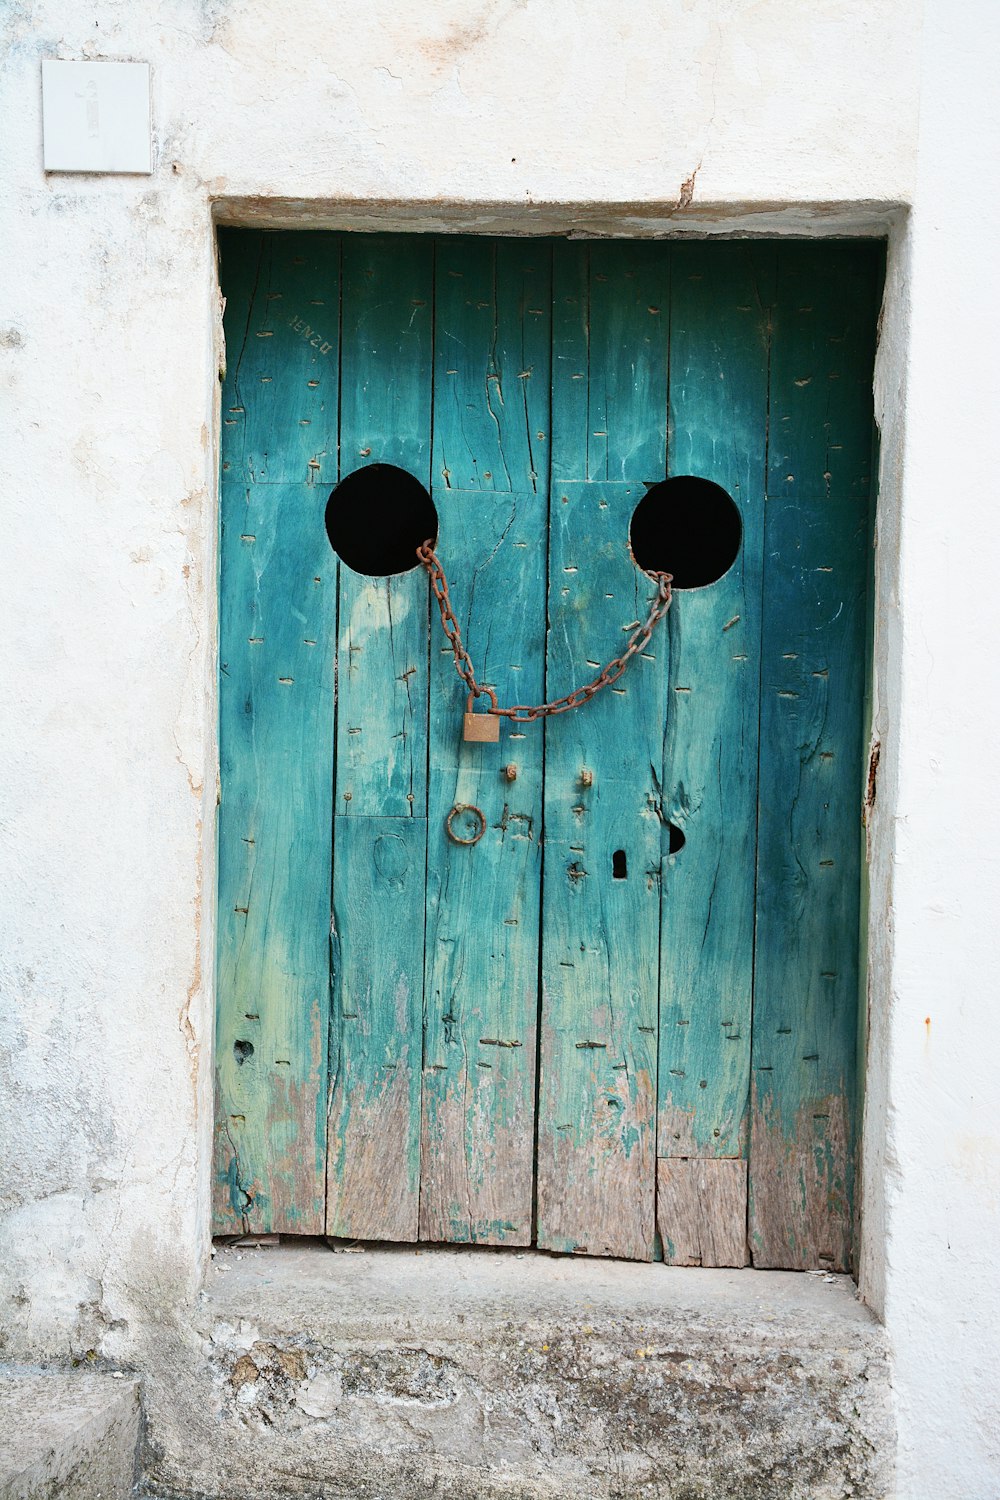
139,1242,893,1500
0,1365,140,1500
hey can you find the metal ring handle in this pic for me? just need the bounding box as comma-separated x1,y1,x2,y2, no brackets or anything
446,803,487,846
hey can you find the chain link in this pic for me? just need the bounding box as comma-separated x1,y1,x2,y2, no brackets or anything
416,540,673,723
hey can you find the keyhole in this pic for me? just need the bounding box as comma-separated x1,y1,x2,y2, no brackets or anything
325,463,438,576
612,849,628,880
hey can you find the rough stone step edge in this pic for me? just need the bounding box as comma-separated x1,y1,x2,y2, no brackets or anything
0,1367,141,1500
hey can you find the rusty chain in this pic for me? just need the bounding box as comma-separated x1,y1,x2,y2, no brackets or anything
416,539,673,723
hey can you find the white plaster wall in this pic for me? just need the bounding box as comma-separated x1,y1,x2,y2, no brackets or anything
862,2,1000,1495
0,0,997,1494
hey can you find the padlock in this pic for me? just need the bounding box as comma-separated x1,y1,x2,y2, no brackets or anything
463,691,500,743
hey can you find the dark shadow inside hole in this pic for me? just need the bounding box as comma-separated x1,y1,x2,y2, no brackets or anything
612,849,628,880
667,822,686,854
630,476,742,589
233,1039,254,1066
326,463,438,577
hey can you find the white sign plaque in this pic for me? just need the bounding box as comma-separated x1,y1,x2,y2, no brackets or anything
42,60,151,174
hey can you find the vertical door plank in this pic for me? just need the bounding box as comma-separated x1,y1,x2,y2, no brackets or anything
537,241,669,1261
538,481,665,1261
220,230,340,489
586,240,670,484
767,244,882,503
215,481,335,1234
655,246,774,1257
432,236,550,494
421,239,551,1244
656,1160,750,1267
214,228,339,1234
327,814,426,1241
334,234,433,818
750,244,882,1270
420,493,546,1243
326,234,433,1241
549,243,589,488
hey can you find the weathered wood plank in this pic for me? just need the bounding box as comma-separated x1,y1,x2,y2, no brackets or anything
333,566,429,817
549,242,590,487
214,229,339,1235
214,479,335,1234
537,482,666,1260
767,242,882,501
538,240,669,1260
420,492,546,1244
586,240,669,483
749,245,882,1270
656,245,774,1206
334,234,433,818
219,229,340,488
657,1159,750,1267
420,239,550,1244
550,240,668,486
432,237,550,493
749,487,871,1270
326,814,426,1241
326,234,433,1240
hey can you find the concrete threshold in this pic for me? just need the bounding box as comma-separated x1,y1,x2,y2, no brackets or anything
0,1365,140,1500
140,1240,892,1500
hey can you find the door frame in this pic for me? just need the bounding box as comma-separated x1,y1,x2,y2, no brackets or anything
207,200,900,1296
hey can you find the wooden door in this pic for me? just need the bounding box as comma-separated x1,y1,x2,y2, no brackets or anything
214,231,882,1271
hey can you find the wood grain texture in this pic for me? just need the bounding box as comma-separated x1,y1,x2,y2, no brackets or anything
213,232,880,1269
748,484,870,1269
536,488,664,1260
326,234,434,1239
657,1159,749,1267
419,497,544,1244
214,234,339,1234
219,230,340,488
538,241,667,1260
432,237,550,493
749,244,882,1271
581,240,668,483
326,815,425,1241
419,241,551,1244
214,481,335,1234
767,242,882,502
334,234,433,818
657,245,774,1165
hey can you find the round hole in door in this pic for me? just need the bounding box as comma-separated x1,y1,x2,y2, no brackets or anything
629,476,741,589
326,463,438,577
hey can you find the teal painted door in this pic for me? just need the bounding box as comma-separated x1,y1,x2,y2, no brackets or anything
215,231,882,1270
